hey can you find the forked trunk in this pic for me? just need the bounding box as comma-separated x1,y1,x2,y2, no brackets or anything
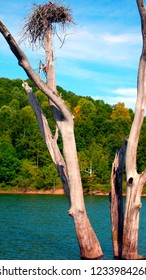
121,0,146,259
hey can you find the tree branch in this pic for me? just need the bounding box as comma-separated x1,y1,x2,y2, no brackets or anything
56,32,74,48
22,81,70,201
126,2,146,177
0,20,72,123
126,58,146,175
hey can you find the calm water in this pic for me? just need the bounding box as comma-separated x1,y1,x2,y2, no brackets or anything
0,194,146,260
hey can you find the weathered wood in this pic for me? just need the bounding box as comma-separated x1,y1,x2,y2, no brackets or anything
122,0,146,260
0,20,104,260
44,29,104,259
22,82,70,202
110,140,127,259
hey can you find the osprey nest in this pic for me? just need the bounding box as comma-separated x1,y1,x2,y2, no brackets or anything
22,1,73,46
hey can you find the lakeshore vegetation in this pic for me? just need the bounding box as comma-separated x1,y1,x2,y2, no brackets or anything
0,77,145,193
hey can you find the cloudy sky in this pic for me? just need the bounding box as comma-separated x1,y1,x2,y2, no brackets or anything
0,0,143,109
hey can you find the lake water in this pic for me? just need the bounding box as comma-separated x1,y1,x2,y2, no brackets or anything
0,194,146,260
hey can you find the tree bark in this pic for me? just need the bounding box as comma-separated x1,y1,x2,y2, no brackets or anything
0,21,104,259
22,81,70,201
43,29,104,259
110,140,127,259
122,0,146,260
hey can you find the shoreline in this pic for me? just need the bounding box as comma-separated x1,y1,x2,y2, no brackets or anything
0,189,109,196
0,189,146,196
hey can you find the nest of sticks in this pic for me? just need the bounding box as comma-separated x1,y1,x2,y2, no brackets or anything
21,1,73,46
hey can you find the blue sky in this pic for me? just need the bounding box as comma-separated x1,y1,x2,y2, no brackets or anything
0,0,143,109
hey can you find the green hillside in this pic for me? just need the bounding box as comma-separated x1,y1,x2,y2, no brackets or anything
0,78,145,193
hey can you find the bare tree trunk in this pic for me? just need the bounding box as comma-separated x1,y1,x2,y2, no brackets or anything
22,81,70,201
110,140,127,259
121,0,146,260
44,29,103,259
0,21,104,259
63,130,103,259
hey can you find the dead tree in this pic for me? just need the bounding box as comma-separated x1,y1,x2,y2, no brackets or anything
110,0,146,260
0,2,103,260
110,140,127,259
122,0,146,260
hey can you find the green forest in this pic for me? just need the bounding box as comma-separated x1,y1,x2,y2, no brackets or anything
0,77,145,193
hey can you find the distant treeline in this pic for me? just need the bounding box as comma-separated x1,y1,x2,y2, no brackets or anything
0,78,145,192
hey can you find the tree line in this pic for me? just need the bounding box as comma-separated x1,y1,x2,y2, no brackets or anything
0,77,145,193
1,0,146,260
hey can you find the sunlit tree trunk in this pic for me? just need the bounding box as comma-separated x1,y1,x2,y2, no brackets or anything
122,0,146,259
0,21,103,260
110,140,126,259
22,81,70,201
110,0,146,260
43,28,103,259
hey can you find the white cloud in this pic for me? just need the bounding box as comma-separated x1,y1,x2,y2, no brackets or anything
0,18,142,72
0,3,141,112
108,96,136,106
102,33,141,45
91,94,136,110
91,87,137,110
113,88,137,96
53,27,141,68
109,88,137,109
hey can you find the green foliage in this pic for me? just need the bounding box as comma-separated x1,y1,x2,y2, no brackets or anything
0,78,145,193
0,140,21,184
110,102,131,122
